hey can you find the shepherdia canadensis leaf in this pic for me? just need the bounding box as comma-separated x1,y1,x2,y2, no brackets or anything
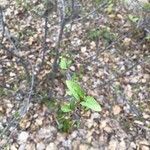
81,96,101,112
61,103,72,112
59,57,72,70
128,14,139,23
66,80,85,100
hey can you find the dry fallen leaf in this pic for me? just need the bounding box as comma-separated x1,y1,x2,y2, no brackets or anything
0,105,6,114
124,85,133,98
113,105,122,115
108,140,118,150
19,116,31,129
104,126,113,133
28,37,34,45
117,14,123,20
81,46,87,53
123,38,131,46
90,41,96,49
99,120,107,129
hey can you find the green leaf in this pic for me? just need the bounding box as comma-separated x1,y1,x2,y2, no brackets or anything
70,99,76,110
143,3,150,11
145,34,150,41
128,14,139,23
13,111,20,118
61,104,72,113
88,28,101,40
81,96,101,112
106,3,114,13
66,80,85,100
0,87,6,96
59,57,72,70
42,98,57,110
57,118,72,133
95,0,103,4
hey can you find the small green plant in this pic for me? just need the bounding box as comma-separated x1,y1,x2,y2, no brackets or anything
88,28,101,41
61,103,72,113
15,0,22,6
100,27,116,44
145,34,150,41
105,3,114,13
80,96,101,112
0,87,6,96
56,109,73,132
54,79,102,132
59,57,72,70
66,80,85,100
41,97,58,111
65,80,101,111
57,80,101,132
128,14,139,23
72,72,80,81
56,54,101,132
13,111,20,118
15,0,31,11
88,27,116,45
94,0,103,4
143,3,150,11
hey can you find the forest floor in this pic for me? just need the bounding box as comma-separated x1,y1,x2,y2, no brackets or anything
0,0,150,150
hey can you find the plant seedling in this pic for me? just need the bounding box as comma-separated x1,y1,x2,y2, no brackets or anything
57,54,102,132
59,57,72,70
65,80,101,112
128,14,139,23
81,96,102,112
57,79,102,132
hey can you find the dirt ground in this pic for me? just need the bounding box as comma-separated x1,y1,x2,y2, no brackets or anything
0,0,150,149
